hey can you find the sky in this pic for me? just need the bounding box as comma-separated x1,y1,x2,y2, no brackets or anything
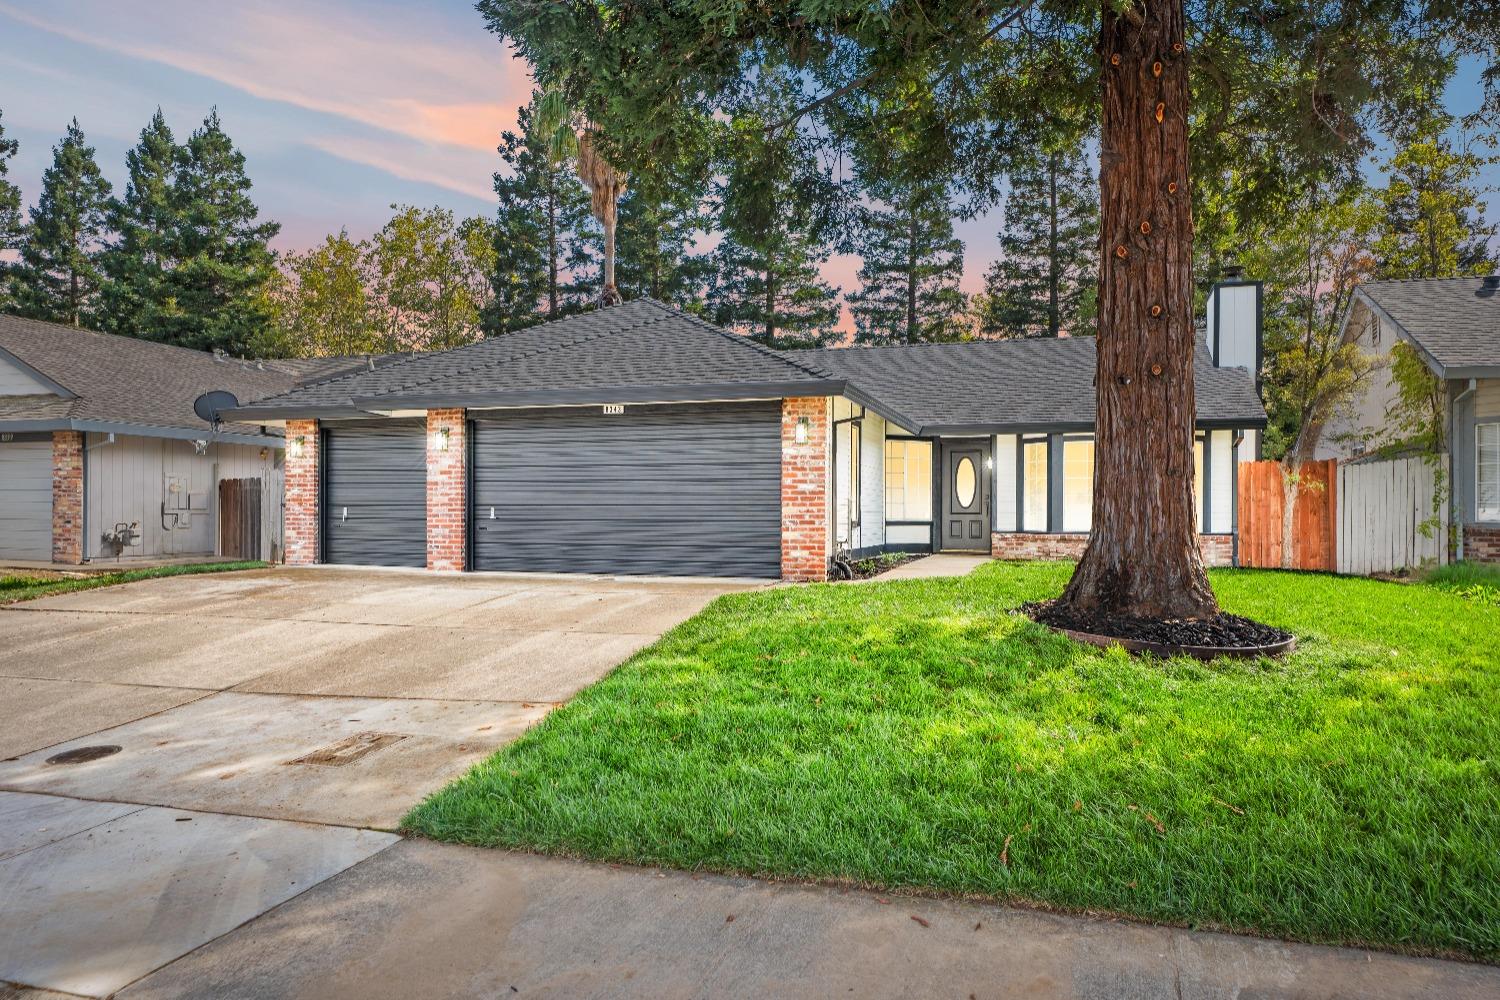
0,0,1495,329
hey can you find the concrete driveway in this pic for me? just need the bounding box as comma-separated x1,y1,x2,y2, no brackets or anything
0,566,751,996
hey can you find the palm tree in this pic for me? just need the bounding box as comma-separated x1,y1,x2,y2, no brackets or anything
535,90,626,306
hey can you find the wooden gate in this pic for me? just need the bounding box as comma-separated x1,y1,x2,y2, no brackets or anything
1337,456,1447,575
218,477,263,560
1236,460,1337,571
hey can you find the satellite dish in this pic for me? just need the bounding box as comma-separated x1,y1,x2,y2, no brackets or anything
193,390,240,429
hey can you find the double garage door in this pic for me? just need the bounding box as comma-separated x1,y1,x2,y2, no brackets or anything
320,402,781,578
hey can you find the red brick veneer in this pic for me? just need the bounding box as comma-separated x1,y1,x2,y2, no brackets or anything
991,531,1236,567
781,397,831,582
426,408,466,571
283,419,320,565
1464,524,1500,564
51,430,84,564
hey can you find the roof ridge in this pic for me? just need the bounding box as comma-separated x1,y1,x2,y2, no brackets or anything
641,298,840,380
361,302,669,399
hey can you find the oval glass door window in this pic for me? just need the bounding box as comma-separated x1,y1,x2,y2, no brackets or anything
955,456,977,507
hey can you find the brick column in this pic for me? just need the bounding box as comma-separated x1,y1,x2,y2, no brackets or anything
51,430,84,565
781,397,831,582
426,408,467,571
283,419,320,565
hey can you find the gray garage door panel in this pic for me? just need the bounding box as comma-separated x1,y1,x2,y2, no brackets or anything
472,402,782,578
0,439,53,561
322,421,427,568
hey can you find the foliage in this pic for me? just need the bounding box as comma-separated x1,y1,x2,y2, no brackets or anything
846,182,968,344
11,119,112,327
1424,561,1500,606
370,205,495,351
1374,114,1498,280
975,145,1099,338
97,109,183,339
0,108,22,310
613,170,713,308
485,97,596,334
267,207,493,357
407,561,1500,960
1228,184,1383,461
154,109,281,355
0,561,265,605
1384,340,1448,455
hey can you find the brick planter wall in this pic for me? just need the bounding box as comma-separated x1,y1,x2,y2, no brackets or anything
992,532,1236,567
51,430,84,565
1464,524,1500,564
426,408,467,571
283,419,320,565
781,397,831,582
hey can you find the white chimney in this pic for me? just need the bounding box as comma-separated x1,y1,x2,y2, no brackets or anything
1204,266,1262,392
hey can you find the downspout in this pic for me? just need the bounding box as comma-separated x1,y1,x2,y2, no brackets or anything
1230,430,1244,568
1452,379,1477,562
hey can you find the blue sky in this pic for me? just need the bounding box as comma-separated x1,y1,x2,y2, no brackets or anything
1,0,1494,316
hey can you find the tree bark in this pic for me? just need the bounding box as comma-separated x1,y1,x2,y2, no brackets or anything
906,204,919,344
547,185,558,317
1056,0,1217,620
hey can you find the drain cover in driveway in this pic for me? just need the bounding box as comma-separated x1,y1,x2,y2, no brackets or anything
286,732,409,766
46,745,122,765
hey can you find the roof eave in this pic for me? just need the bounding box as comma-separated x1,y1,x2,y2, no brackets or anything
1442,365,1500,380
914,415,1268,436
353,380,847,411
0,417,283,446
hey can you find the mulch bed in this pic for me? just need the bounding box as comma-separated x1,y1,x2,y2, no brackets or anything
1021,599,1294,658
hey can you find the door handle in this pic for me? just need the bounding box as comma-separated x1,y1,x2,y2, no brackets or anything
341,506,348,523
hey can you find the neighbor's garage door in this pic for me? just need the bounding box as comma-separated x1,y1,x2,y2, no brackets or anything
471,402,782,578
321,420,427,567
0,437,52,561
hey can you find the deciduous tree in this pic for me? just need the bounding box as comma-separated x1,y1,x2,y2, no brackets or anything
1374,115,1498,280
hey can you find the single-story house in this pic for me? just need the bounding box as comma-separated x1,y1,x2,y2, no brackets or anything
225,284,1266,582
1313,275,1500,563
0,314,403,565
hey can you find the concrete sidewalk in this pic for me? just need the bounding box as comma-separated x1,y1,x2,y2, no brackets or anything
117,840,1500,1000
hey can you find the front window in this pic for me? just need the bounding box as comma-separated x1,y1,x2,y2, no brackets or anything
1022,438,1048,531
1479,422,1500,520
1193,435,1205,529
884,438,932,521
1062,438,1094,532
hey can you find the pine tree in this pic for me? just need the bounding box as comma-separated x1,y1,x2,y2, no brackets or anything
158,109,280,354
847,183,968,344
977,146,1098,338
1374,116,1498,280
0,109,24,312
98,109,182,338
12,120,113,327
614,179,712,308
706,87,843,348
485,99,595,334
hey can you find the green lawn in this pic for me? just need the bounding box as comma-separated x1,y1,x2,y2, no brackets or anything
0,561,266,604
405,563,1500,960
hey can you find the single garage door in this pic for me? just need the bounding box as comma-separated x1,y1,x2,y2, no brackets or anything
321,420,427,567
0,437,52,561
472,401,782,578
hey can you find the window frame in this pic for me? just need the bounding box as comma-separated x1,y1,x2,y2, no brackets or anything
1019,434,1050,533
883,435,934,525
1060,434,1095,533
1478,420,1500,522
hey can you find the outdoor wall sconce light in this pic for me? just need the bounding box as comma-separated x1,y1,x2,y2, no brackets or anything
433,427,451,452
794,416,811,444
287,436,306,459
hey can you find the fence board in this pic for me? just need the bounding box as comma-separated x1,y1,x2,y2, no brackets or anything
1236,459,1337,571
1335,456,1446,575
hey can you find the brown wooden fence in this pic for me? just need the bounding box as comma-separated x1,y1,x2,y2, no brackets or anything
218,477,263,561
1236,460,1337,571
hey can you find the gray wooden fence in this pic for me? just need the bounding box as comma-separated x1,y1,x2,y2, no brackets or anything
1336,456,1447,576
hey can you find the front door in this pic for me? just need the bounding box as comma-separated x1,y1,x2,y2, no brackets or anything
940,439,991,551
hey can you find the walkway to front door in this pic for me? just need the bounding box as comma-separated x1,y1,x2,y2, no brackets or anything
939,439,991,551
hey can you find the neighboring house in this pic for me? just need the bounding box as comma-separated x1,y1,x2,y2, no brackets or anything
226,286,1265,582
0,314,406,565
1314,276,1500,564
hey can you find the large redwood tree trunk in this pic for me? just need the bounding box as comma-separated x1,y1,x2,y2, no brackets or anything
1056,0,1217,620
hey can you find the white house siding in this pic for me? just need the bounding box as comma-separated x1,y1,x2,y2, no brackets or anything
994,434,1018,531
860,412,887,551
831,399,893,555
1315,301,1400,460
1208,428,1235,534
84,433,280,561
1477,380,1500,419
0,356,55,395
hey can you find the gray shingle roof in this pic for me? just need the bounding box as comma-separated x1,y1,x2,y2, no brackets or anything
231,300,839,416
0,314,296,438
1356,277,1500,375
794,337,1266,432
